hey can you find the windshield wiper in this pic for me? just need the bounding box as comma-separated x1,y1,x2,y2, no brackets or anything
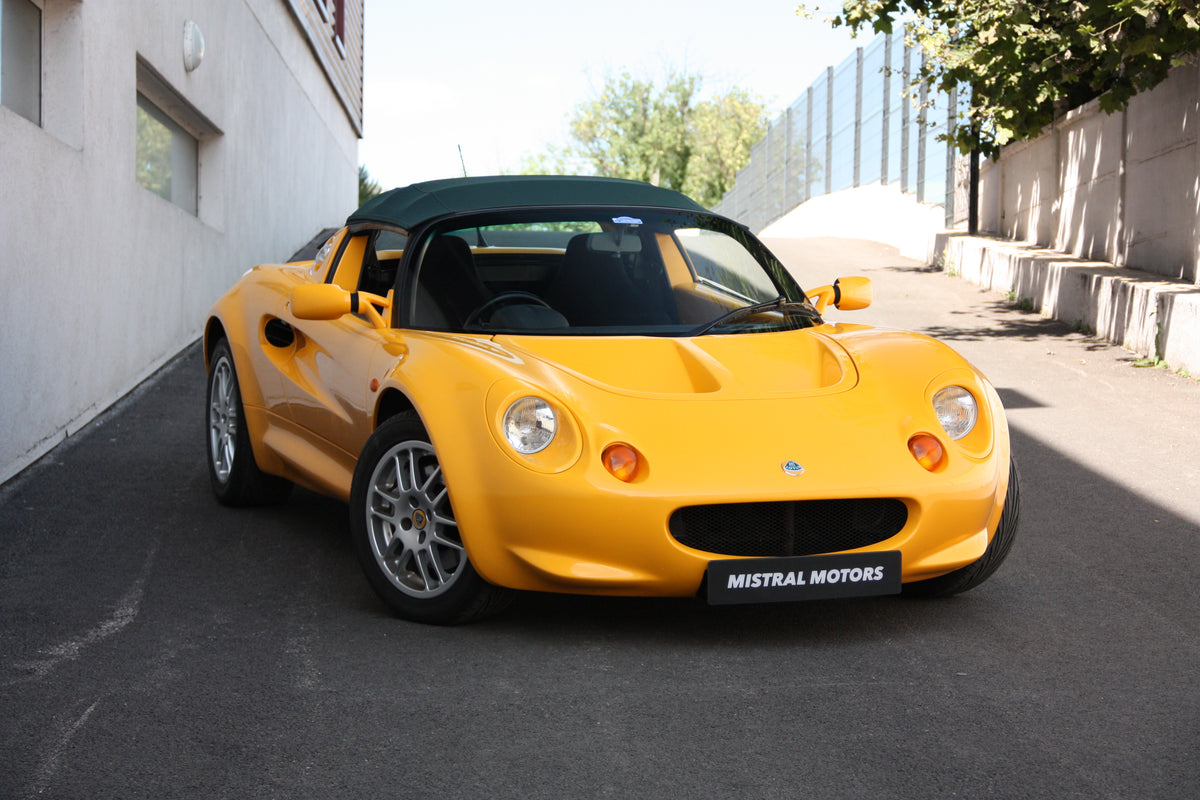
687,296,820,337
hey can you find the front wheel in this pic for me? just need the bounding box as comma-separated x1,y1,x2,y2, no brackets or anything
903,457,1021,598
350,413,511,624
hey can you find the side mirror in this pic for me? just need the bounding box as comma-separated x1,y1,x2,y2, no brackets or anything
807,276,872,314
833,276,872,310
291,283,354,320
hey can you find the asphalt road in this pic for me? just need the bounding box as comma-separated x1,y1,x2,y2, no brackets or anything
2,238,1197,799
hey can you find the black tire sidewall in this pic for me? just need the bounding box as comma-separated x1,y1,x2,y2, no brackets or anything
902,457,1021,598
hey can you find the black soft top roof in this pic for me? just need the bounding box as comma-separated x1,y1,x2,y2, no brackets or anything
347,175,709,231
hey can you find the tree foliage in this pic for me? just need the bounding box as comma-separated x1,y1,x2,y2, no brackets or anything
808,1,1200,156
521,70,770,207
358,164,382,207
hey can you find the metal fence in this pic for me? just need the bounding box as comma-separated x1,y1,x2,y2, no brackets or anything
713,33,962,233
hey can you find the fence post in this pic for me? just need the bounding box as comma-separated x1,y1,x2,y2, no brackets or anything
784,106,793,216
917,52,928,203
854,47,863,188
900,42,910,193
805,87,813,203
881,33,891,186
825,66,834,195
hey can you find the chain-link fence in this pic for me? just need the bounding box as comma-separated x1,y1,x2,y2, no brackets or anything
714,33,962,233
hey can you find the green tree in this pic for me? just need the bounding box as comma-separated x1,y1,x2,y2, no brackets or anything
806,1,1200,156
685,87,772,207
523,70,770,207
358,164,382,206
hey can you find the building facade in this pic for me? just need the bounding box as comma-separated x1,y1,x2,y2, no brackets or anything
0,0,364,483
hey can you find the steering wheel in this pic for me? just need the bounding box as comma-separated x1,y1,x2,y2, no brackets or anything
463,292,554,329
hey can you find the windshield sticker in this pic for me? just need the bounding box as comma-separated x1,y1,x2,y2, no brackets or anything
612,216,642,225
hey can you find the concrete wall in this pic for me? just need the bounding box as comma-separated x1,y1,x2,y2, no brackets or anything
0,0,360,483
979,60,1199,284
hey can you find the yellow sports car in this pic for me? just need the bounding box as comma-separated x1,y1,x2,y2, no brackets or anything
205,176,1018,624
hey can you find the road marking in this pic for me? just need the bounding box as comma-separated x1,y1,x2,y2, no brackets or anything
9,541,159,683
25,698,100,799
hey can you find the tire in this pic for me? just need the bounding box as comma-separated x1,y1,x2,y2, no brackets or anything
206,338,292,506
350,413,512,624
903,457,1021,598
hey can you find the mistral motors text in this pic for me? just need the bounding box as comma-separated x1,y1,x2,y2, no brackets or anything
727,566,886,590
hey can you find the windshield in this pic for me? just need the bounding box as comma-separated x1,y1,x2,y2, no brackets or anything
404,209,816,336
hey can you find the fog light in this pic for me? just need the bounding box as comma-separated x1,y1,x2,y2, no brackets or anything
602,444,640,482
908,434,945,471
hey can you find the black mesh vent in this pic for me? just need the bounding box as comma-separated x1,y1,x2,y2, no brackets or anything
669,499,908,557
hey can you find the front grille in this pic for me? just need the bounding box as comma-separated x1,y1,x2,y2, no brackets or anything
669,499,908,557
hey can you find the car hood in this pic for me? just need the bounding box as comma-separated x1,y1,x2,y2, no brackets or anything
496,328,858,398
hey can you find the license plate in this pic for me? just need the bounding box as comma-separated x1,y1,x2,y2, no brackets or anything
706,551,902,605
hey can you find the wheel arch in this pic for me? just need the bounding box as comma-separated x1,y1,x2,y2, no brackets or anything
203,317,228,368
375,387,417,429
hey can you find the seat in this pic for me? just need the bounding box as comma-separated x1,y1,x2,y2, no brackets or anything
414,235,493,328
357,246,396,297
544,233,675,327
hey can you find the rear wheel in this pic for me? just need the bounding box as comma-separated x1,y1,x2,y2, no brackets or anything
350,413,511,624
903,457,1021,598
206,339,292,506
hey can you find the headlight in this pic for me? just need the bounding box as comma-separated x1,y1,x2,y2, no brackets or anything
502,397,557,454
933,385,978,440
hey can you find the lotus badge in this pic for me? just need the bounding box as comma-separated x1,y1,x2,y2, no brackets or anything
782,460,805,476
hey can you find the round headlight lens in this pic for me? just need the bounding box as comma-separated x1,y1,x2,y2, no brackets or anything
933,385,978,440
502,397,557,454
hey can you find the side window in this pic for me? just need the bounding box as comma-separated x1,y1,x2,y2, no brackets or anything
1,0,41,124
134,57,222,220
675,228,778,303
360,230,406,297
136,92,198,214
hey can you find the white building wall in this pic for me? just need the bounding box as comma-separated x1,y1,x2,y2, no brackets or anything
0,0,359,483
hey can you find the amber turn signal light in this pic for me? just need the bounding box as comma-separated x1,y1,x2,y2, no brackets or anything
602,444,641,482
908,434,945,471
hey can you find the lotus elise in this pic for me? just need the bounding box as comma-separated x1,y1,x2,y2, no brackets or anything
204,175,1018,624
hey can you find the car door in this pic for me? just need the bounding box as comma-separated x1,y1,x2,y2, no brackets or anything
277,231,390,473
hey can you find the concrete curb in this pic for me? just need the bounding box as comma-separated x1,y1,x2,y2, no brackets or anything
935,232,1200,376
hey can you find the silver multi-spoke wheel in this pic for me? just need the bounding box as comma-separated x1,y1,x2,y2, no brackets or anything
351,413,511,624
204,339,291,506
208,355,237,484
365,440,465,598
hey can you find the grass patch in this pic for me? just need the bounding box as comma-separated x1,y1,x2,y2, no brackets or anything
1070,319,1096,336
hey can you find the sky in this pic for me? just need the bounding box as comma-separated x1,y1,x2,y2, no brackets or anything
358,1,861,190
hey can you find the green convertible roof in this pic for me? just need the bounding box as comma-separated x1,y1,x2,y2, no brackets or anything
347,175,709,230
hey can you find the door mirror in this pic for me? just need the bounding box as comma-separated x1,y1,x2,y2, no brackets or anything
807,276,872,314
291,283,354,320
833,276,872,310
